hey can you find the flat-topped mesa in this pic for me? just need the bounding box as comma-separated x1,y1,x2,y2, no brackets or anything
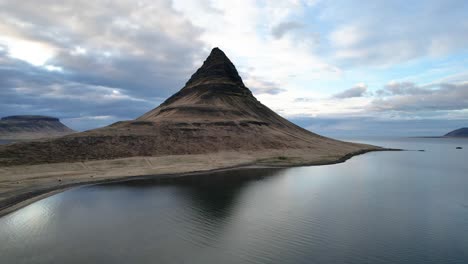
0,115,75,140
1,115,59,122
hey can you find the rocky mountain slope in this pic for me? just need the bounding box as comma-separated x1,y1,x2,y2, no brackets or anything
0,48,379,166
0,115,74,140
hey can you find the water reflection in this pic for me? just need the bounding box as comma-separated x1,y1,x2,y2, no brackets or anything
105,168,285,217
171,169,283,218
6,199,53,235
90,168,287,250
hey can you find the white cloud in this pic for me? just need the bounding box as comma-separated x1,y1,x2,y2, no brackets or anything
371,81,468,112
44,65,63,72
1,37,55,66
172,0,341,95
0,0,467,133
71,46,87,56
245,76,286,95
0,0,206,100
329,25,365,48
323,1,468,66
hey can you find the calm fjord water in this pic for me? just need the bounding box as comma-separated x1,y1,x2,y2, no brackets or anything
1,137,468,264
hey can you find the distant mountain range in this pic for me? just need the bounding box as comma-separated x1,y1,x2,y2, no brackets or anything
444,128,468,137
0,115,75,140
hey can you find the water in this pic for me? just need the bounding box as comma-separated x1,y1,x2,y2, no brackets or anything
1,137,468,264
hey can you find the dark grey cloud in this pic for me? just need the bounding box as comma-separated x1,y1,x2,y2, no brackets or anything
0,0,210,130
376,81,431,96
0,51,158,130
242,73,286,95
271,21,304,39
333,84,367,98
371,81,468,111
248,80,286,95
251,86,286,95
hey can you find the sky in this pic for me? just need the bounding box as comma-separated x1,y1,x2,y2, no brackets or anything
0,0,467,137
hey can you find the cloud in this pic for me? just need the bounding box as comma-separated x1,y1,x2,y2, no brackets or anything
323,0,468,66
0,0,467,136
0,0,210,130
172,0,340,94
271,21,304,39
294,97,315,103
245,75,286,95
376,81,429,96
0,0,207,98
329,25,365,48
198,0,223,14
0,39,159,130
279,77,468,126
333,83,368,98
370,81,468,112
252,86,287,95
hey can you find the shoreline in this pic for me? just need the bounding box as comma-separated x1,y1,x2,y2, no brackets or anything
0,148,398,217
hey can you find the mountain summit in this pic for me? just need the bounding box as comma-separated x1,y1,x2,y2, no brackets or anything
185,47,245,87
0,48,379,166
138,48,252,122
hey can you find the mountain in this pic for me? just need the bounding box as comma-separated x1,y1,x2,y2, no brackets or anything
0,115,75,140
0,48,379,166
444,128,468,137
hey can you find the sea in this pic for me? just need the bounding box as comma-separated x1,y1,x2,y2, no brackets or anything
0,137,467,264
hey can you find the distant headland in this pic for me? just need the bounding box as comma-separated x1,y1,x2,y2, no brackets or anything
444,128,468,138
0,115,75,140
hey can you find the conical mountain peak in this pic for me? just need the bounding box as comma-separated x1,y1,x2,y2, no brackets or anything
185,47,245,87
0,46,377,168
